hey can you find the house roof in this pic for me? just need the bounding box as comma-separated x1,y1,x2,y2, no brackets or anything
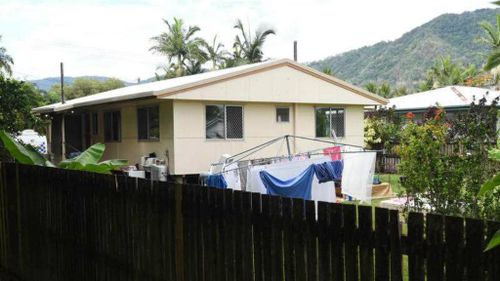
387,86,500,111
33,58,387,114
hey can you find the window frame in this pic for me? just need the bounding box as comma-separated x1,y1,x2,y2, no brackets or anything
205,104,244,140
137,105,160,142
314,106,346,138
103,110,121,143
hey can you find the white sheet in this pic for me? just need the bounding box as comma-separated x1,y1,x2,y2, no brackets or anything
341,151,376,202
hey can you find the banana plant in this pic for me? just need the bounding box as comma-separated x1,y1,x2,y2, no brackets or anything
0,131,127,174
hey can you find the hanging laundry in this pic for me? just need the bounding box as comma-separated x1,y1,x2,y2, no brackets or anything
206,174,227,189
341,152,376,202
314,160,343,183
323,146,342,161
259,165,316,200
222,162,241,190
247,156,335,203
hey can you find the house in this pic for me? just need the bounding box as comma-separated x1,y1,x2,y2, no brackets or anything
387,86,500,121
34,59,387,175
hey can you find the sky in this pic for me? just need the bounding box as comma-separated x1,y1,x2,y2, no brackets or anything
0,0,495,82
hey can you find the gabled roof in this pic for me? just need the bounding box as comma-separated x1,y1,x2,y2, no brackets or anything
33,58,387,114
387,86,500,111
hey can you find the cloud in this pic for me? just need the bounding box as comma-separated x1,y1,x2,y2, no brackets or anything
0,0,494,81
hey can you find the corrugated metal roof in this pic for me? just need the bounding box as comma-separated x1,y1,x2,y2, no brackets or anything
387,86,500,110
34,58,387,114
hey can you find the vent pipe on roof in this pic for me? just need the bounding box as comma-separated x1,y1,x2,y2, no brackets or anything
293,41,297,62
60,62,65,104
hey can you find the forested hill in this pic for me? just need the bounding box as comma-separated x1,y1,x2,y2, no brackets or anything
309,8,499,90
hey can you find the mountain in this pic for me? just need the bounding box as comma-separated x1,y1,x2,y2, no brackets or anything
30,76,129,91
309,8,499,90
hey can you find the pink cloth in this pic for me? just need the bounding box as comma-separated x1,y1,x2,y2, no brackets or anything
323,146,341,161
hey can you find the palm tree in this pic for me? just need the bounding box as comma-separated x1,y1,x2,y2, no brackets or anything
150,18,206,77
233,19,275,63
202,35,227,70
480,15,500,70
364,82,378,94
0,36,13,76
322,67,334,76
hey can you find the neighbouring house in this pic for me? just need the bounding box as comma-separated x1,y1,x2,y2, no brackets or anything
33,59,387,175
387,86,500,122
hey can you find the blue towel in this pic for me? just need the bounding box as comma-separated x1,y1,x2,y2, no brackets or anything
207,174,227,189
259,165,316,200
314,160,343,183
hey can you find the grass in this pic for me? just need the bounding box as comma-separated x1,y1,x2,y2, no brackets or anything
378,173,403,194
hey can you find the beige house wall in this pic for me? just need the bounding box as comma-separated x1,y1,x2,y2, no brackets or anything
88,99,175,171
172,100,364,175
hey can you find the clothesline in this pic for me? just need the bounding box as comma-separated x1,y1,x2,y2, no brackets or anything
211,149,380,176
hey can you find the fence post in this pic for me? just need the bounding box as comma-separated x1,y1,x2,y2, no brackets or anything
175,183,185,281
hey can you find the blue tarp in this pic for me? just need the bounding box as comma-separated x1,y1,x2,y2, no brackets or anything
259,165,316,200
314,160,343,183
207,174,227,189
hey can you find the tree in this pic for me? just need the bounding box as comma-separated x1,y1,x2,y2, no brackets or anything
0,35,13,76
480,14,500,71
418,56,478,89
47,78,125,101
150,18,207,77
364,82,378,94
322,67,334,76
202,35,227,70
0,76,44,133
233,19,275,63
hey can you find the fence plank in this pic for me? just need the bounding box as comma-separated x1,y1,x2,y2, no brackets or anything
223,189,235,281
261,195,272,281
331,203,344,281
343,204,358,281
241,192,253,281
358,205,374,281
271,196,284,281
375,207,389,281
305,200,317,281
251,193,263,281
407,212,424,281
318,202,331,281
388,210,402,281
282,198,295,281
445,216,464,281
426,214,444,281
464,218,484,281
292,198,307,281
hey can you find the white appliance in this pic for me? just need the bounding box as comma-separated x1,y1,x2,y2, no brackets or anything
128,170,146,179
150,164,168,182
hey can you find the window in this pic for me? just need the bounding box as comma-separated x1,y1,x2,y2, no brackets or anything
137,106,160,141
91,112,98,135
315,107,345,138
206,105,243,139
104,111,121,142
276,107,290,122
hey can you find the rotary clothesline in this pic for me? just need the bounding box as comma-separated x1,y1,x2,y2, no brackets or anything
205,135,379,202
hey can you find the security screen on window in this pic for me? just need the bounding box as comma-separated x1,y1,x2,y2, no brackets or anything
206,105,243,139
315,107,345,138
276,107,290,122
138,106,160,141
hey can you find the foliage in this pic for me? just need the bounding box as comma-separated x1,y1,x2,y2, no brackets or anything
232,19,275,64
364,82,408,98
399,98,499,220
0,75,46,133
47,77,125,101
364,108,402,151
202,35,227,70
419,56,478,89
309,8,499,89
479,14,500,71
0,35,13,76
0,131,127,174
150,18,207,78
322,67,334,76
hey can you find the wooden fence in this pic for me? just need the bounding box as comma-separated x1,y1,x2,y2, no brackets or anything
375,154,400,174
0,163,498,281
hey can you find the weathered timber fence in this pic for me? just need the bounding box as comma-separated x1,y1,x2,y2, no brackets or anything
0,162,499,281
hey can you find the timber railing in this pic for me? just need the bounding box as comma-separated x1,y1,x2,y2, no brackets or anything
0,163,498,281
